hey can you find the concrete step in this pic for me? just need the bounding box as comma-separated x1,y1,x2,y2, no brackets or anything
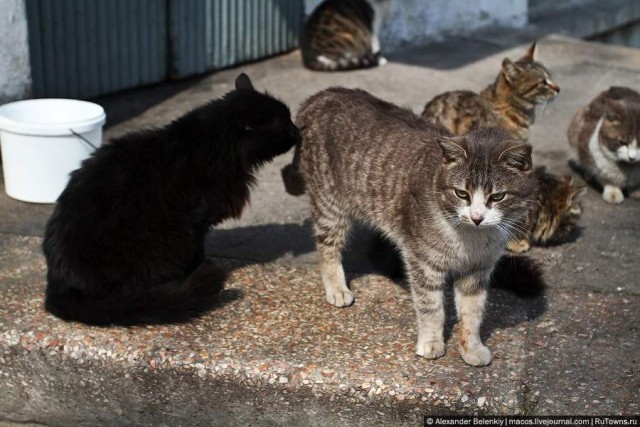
1,235,637,426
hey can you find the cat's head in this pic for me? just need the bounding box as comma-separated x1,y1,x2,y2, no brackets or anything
435,128,538,235
534,168,586,242
501,42,560,105
598,96,640,164
226,73,299,164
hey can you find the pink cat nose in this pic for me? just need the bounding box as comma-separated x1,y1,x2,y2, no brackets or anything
471,216,483,226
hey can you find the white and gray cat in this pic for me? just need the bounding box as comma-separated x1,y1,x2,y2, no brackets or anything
284,88,537,366
301,0,390,71
568,87,640,204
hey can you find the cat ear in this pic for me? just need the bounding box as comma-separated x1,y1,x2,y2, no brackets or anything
568,185,587,204
437,136,467,164
501,58,522,83
523,42,537,61
604,99,624,120
498,141,532,172
235,73,255,91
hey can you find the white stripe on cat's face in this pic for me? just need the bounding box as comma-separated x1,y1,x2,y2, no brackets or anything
457,189,502,228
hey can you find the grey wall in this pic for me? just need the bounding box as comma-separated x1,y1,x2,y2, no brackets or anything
0,0,31,103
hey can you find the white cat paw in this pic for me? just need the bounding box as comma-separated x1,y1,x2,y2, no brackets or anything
629,189,640,199
377,56,388,66
325,288,354,307
603,185,624,204
416,340,446,359
460,344,492,367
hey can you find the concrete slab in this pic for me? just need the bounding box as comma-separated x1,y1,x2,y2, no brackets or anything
0,234,540,425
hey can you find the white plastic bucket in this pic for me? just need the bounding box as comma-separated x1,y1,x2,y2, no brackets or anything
0,98,106,203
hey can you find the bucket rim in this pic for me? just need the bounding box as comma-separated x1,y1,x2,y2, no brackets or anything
0,98,106,136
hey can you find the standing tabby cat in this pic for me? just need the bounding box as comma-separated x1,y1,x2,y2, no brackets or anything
567,86,640,204
422,43,560,141
301,0,390,71
43,74,299,326
290,88,537,366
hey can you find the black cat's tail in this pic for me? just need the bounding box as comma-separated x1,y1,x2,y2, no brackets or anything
44,261,227,326
491,255,546,298
281,140,306,196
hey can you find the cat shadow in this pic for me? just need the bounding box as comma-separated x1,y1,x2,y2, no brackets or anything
364,232,548,343
204,220,317,267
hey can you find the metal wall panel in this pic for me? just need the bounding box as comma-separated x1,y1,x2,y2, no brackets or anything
26,0,168,99
169,0,303,78
25,0,302,98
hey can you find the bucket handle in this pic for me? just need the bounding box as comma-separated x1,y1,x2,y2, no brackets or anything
70,129,98,150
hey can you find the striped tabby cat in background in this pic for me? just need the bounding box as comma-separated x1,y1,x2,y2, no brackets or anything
422,43,559,142
301,0,390,71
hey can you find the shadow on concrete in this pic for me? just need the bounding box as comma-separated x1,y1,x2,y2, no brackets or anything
364,233,548,342
388,36,509,71
91,75,207,131
205,220,316,264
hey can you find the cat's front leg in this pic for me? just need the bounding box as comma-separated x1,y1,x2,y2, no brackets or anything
454,271,492,367
312,205,353,307
405,259,446,359
603,184,625,204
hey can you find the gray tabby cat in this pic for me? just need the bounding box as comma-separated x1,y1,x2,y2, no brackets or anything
301,0,390,71
291,88,537,366
567,87,640,204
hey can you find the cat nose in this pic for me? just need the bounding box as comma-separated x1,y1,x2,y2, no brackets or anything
471,216,483,226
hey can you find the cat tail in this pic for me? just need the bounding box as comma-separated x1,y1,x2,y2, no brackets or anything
304,52,381,72
491,255,546,298
281,138,306,196
44,260,227,326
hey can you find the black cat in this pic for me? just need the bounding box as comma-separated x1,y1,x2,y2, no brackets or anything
43,74,299,326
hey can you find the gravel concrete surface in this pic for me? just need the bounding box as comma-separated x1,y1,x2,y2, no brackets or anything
0,34,638,425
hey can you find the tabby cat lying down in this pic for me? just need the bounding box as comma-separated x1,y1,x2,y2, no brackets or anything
301,0,390,71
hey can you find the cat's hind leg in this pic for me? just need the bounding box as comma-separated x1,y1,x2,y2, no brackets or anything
454,271,492,366
311,197,353,307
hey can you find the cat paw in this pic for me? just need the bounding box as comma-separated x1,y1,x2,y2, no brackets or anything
507,239,530,253
325,288,354,307
603,185,624,204
377,56,388,66
629,189,640,199
416,340,446,359
460,344,492,367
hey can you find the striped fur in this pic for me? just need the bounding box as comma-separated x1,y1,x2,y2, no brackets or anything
507,167,585,253
301,0,389,72
422,43,559,142
293,88,537,366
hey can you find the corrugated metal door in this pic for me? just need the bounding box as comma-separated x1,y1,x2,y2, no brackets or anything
25,0,303,99
26,0,168,99
169,0,303,78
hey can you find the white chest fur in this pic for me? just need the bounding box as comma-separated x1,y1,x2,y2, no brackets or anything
588,118,640,188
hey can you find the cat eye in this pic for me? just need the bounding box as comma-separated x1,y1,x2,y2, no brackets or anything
489,192,506,202
454,189,470,200
618,139,628,145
